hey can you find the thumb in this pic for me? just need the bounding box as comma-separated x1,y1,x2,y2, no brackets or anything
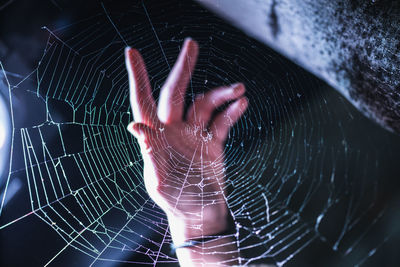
127,122,157,154
127,122,154,138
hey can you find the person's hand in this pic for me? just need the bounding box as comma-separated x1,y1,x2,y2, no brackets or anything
125,38,248,245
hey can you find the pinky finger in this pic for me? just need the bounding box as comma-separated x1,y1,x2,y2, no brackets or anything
210,97,248,142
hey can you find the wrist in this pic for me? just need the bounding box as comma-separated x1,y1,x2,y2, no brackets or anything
167,205,231,244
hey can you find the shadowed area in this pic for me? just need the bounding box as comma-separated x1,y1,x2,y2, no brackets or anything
0,0,400,266
196,0,400,133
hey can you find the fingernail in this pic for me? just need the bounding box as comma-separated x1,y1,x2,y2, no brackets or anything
239,97,248,108
127,122,143,137
127,122,135,135
125,47,139,59
233,83,244,92
125,46,133,56
185,37,199,51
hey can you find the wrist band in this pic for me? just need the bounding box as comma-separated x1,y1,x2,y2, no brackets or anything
170,216,237,253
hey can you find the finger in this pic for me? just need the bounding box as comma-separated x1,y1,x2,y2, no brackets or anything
127,122,157,153
127,122,161,197
210,97,248,141
125,47,158,126
157,38,199,124
186,83,245,126
127,121,154,138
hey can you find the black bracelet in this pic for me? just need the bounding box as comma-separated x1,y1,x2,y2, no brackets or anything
170,216,237,253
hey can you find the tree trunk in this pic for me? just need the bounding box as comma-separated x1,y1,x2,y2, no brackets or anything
196,0,400,133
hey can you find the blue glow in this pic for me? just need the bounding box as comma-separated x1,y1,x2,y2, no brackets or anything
0,80,11,181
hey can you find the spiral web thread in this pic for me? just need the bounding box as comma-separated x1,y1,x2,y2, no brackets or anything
0,1,390,266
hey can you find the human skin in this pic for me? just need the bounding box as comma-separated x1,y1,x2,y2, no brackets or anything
125,38,248,266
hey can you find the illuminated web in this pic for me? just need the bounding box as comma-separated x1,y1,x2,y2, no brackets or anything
1,1,399,266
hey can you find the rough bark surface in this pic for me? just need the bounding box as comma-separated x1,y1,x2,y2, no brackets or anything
196,0,400,133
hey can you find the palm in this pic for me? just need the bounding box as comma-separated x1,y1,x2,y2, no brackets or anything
148,121,225,214
125,38,248,240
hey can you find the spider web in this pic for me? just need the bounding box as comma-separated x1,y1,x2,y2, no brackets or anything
1,0,400,266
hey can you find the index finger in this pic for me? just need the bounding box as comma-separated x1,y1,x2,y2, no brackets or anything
125,47,158,126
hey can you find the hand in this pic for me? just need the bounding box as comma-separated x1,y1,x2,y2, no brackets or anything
125,38,248,245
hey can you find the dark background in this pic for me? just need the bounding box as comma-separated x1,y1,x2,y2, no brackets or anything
1,0,400,266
